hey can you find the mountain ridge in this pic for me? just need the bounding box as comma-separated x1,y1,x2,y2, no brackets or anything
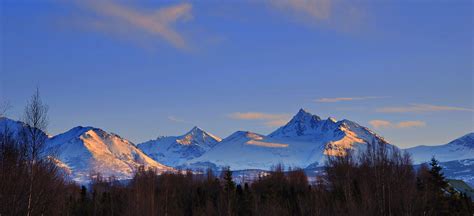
406,132,474,164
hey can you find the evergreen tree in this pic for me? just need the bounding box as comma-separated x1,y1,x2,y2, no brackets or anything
429,157,449,192
222,167,235,192
221,167,236,215
427,157,451,215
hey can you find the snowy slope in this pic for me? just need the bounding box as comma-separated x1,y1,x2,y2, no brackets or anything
186,109,390,171
138,126,221,166
0,117,48,140
46,126,174,183
406,133,474,164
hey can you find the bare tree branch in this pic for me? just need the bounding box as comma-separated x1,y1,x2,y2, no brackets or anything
0,100,11,118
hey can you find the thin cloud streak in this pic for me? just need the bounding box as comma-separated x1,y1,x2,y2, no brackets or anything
316,96,386,103
369,120,426,129
229,112,288,120
229,112,290,127
266,0,366,32
268,0,332,20
376,104,474,113
369,120,391,129
73,1,193,50
396,121,426,128
264,119,289,127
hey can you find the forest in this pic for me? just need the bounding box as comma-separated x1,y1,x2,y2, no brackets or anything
0,91,472,216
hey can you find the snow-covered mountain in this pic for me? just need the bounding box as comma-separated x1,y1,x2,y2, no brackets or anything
138,126,221,166
186,109,390,171
46,126,174,182
0,117,174,183
406,133,474,164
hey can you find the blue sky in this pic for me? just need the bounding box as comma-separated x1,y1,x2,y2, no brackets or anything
1,0,472,147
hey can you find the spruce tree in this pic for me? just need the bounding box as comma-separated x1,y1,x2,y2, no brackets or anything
428,157,450,214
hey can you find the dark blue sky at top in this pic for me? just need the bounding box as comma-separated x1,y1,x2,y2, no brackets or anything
1,0,472,147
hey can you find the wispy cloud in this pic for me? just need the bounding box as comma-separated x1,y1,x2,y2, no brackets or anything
376,104,474,113
266,0,365,31
396,121,426,128
229,112,288,120
369,120,426,129
264,119,289,127
369,120,392,129
268,0,332,20
316,96,386,103
229,112,290,127
167,116,186,123
72,1,193,50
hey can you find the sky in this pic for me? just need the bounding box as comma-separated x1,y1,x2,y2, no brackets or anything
1,0,472,148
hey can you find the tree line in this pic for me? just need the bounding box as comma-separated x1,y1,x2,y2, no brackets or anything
0,90,472,216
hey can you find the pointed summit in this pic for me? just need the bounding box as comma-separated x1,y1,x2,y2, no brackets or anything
293,108,321,122
297,108,309,114
269,109,324,137
186,126,205,136
182,126,222,143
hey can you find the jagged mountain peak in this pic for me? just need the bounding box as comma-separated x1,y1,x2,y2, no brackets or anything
269,109,333,138
189,126,203,133
182,126,222,142
268,109,384,143
293,108,322,122
177,126,222,145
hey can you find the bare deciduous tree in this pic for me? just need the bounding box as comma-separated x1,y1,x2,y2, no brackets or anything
21,88,49,216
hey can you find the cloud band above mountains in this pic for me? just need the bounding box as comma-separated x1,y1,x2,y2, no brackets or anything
369,120,426,129
316,96,387,103
376,104,474,113
229,112,290,127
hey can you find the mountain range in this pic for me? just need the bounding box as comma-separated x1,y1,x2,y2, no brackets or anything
0,109,472,185
182,109,392,171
